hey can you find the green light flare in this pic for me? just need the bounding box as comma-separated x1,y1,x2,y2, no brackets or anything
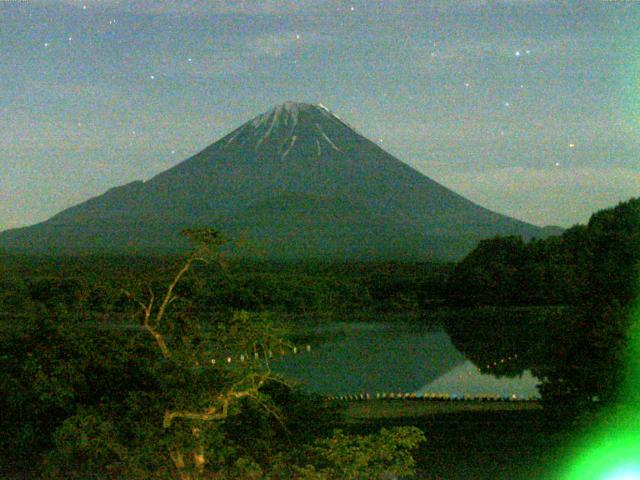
603,465,640,480
558,32,640,472
559,304,640,480
560,421,640,480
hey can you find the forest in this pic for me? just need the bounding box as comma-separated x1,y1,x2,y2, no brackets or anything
1,197,638,479
445,197,640,411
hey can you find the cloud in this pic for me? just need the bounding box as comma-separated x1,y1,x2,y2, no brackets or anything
245,32,302,58
122,0,315,15
34,0,560,16
435,166,640,226
146,30,328,79
33,0,332,15
244,31,327,58
409,31,612,69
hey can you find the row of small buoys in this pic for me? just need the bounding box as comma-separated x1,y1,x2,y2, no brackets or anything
327,393,424,401
327,392,539,402
208,344,311,365
483,353,519,371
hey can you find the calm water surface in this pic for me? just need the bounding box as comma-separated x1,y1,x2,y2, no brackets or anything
271,318,540,397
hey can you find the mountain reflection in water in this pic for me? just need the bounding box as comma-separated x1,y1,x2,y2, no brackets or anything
271,320,540,397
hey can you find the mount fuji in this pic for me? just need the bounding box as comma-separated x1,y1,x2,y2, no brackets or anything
0,102,555,259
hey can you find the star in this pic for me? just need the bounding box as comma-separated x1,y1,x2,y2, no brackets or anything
555,162,560,166
187,57,193,62
525,49,531,55
149,74,155,79
82,4,87,10
515,51,521,57
350,6,355,11
295,34,301,40
171,150,176,154
504,101,510,107
568,143,575,148
464,82,470,88
43,42,49,48
68,36,73,42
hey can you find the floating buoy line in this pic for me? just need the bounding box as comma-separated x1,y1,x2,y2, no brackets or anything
203,347,531,401
327,392,538,402
323,353,533,402
207,344,312,365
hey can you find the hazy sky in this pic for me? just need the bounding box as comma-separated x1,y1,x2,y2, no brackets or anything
1,0,638,231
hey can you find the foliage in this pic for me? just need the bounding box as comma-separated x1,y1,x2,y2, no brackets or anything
446,235,572,306
444,198,640,413
444,306,566,378
273,426,426,480
0,229,428,479
0,258,446,320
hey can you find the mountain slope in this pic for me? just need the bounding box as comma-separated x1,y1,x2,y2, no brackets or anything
0,102,554,259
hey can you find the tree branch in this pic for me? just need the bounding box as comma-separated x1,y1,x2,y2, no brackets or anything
163,389,255,427
162,371,279,428
144,323,172,359
155,256,195,329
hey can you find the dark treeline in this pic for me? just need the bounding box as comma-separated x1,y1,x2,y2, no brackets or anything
1,198,638,477
445,207,638,309
0,256,448,319
444,197,640,412
0,236,427,479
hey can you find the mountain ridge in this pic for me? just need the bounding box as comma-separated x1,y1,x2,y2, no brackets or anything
0,101,559,259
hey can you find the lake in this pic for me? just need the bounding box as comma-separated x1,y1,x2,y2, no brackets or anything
271,318,540,398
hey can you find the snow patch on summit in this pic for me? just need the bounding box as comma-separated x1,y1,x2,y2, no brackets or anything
255,110,280,150
282,135,297,159
239,102,354,153
315,123,341,152
225,124,246,146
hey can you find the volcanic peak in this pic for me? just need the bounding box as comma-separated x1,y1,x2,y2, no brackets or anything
0,100,552,259
251,101,335,129
230,101,351,155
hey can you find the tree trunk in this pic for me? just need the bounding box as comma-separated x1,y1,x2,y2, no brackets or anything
170,449,193,480
192,427,206,474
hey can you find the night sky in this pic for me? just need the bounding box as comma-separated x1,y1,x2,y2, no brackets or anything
2,0,638,232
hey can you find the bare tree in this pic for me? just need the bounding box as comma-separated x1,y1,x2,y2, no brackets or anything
125,228,291,479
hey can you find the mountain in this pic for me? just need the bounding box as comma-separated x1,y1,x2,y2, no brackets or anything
0,102,557,260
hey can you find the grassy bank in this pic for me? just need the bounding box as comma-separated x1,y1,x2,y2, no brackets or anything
337,400,572,480
340,398,541,421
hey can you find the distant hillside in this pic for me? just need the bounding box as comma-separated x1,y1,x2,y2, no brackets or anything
0,102,558,259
